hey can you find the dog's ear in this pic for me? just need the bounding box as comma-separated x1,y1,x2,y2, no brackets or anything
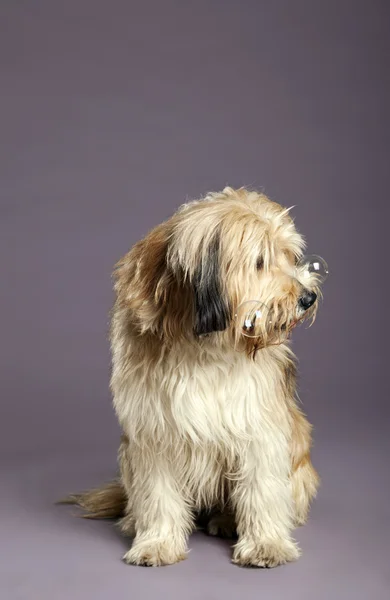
114,221,230,339
113,223,190,338
192,233,231,336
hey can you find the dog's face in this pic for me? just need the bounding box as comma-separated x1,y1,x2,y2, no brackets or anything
114,187,322,353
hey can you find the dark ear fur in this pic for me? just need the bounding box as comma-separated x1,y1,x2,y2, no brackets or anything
192,233,231,336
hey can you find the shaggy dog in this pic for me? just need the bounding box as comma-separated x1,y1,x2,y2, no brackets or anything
64,187,322,568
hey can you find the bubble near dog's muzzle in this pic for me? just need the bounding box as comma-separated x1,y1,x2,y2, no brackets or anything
234,301,292,345
296,255,329,285
235,301,272,339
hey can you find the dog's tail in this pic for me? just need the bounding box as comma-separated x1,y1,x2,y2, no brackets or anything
57,480,126,519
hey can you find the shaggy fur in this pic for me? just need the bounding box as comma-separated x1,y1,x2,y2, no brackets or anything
63,187,321,568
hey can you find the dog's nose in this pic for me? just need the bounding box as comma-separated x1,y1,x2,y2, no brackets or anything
299,290,317,310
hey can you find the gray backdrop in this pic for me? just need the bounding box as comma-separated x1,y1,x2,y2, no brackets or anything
1,1,389,599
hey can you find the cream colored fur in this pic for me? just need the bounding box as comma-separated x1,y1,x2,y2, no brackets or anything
66,187,320,568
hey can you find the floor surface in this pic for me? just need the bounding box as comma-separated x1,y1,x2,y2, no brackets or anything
2,433,389,600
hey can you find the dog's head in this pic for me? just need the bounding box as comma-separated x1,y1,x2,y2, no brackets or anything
113,187,323,353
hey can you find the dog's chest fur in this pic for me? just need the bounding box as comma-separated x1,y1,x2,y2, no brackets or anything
113,341,292,449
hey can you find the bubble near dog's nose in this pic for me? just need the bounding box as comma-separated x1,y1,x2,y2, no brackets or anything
297,254,329,284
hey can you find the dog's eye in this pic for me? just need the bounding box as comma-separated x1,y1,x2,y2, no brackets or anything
256,257,264,270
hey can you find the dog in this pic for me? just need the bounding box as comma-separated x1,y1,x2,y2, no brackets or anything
63,186,322,568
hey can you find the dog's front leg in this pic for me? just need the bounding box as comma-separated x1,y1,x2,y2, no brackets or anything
231,437,300,568
123,452,193,567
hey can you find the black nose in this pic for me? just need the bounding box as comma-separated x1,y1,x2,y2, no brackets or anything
299,290,317,310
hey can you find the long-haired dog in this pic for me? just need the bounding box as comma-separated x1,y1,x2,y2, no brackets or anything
64,187,322,568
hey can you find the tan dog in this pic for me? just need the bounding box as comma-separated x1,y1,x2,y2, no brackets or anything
64,187,321,568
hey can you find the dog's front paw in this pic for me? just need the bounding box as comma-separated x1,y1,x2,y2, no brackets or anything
123,539,187,567
232,537,300,568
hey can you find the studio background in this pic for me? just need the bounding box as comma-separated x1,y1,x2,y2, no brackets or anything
1,1,389,599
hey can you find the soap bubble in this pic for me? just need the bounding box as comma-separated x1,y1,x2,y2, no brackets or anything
235,301,271,339
297,254,329,284
234,301,297,344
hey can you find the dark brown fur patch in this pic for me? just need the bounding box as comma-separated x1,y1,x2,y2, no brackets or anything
192,232,231,336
